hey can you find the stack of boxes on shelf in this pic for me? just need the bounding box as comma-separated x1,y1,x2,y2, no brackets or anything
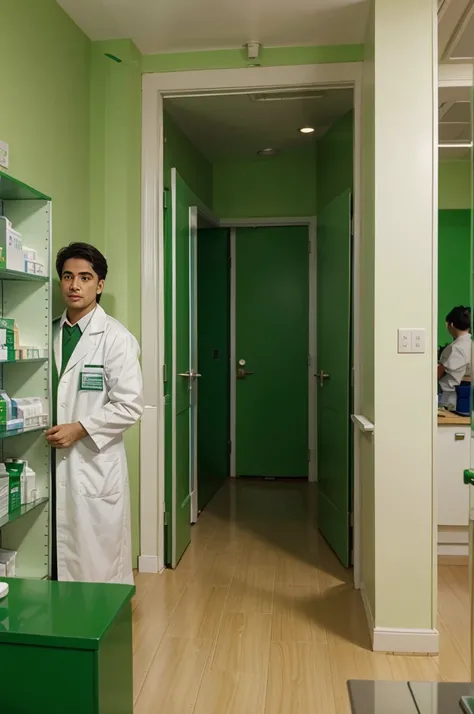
0,216,46,276
0,460,38,575
0,317,46,362
0,392,46,433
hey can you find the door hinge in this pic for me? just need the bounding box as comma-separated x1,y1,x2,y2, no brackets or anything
350,512,354,527
308,240,312,254
164,511,169,526
163,189,169,210
308,449,311,462
163,363,168,383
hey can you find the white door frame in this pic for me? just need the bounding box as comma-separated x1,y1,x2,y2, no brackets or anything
140,62,362,575
221,217,317,481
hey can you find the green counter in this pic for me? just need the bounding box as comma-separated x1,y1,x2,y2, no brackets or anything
0,578,134,714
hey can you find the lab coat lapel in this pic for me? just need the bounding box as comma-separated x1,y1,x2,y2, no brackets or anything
53,320,61,375
62,305,107,376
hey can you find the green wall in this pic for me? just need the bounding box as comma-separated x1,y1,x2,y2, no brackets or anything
89,39,142,563
0,0,90,267
438,209,471,346
317,111,353,212
164,111,213,207
439,161,471,209
213,149,317,218
0,8,143,565
142,44,364,74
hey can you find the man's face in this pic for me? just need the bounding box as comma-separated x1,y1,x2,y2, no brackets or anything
60,258,104,311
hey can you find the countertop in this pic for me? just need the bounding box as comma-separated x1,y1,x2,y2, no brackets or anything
438,409,470,426
0,578,135,649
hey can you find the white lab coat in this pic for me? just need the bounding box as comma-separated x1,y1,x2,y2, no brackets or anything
53,305,143,584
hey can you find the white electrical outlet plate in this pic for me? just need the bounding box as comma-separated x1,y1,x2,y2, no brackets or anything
398,329,411,353
398,328,426,354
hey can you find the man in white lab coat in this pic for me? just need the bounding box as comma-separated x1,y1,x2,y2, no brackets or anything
438,305,471,409
46,243,143,584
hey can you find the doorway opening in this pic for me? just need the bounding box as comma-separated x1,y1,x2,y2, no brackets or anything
159,83,357,573
435,71,473,678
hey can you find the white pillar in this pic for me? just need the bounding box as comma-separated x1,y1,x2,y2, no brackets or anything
359,0,438,654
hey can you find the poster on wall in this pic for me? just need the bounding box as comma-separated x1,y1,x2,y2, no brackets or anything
0,141,9,170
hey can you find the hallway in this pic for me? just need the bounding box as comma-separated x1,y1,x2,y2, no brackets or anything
133,480,470,714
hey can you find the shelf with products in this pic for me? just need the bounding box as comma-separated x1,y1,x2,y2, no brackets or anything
0,170,51,581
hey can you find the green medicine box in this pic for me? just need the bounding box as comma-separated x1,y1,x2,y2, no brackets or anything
0,578,135,714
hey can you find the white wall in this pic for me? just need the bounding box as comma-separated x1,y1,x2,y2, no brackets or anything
359,0,438,653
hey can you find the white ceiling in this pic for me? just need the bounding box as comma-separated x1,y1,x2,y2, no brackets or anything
438,85,472,160
57,0,369,54
438,0,474,61
165,89,354,161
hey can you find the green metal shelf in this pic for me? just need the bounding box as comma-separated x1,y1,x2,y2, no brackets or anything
0,497,48,529
0,269,48,283
0,358,48,365
0,424,48,439
0,170,51,201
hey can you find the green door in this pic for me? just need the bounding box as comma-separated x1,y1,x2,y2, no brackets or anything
236,226,309,478
165,169,192,567
317,190,352,567
197,227,231,508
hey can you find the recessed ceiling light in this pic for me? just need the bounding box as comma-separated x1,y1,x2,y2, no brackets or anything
257,148,276,156
300,127,315,135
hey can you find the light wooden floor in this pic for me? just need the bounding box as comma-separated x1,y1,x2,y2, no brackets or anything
132,479,471,714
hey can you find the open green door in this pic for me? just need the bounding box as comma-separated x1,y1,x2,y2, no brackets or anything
317,190,352,567
165,169,192,567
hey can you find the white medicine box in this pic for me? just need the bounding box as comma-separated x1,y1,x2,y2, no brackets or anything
0,216,24,272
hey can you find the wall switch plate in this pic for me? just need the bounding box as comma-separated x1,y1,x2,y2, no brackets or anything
398,329,411,353
398,328,426,354
411,328,425,353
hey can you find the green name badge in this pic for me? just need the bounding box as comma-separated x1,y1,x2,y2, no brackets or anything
80,368,104,391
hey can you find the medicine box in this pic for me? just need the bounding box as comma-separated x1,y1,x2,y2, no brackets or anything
0,217,24,272
0,474,8,519
0,548,17,577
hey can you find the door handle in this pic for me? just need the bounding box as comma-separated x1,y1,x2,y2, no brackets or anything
315,370,330,387
237,368,255,380
178,371,202,379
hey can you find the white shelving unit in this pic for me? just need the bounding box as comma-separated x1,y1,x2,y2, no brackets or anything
0,171,51,579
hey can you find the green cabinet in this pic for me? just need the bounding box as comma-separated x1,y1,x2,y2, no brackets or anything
0,578,134,714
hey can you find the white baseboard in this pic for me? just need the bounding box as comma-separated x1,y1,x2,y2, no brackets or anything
372,627,439,654
360,584,439,654
138,555,160,573
360,583,375,633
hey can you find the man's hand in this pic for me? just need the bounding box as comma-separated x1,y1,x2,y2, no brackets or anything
45,422,87,449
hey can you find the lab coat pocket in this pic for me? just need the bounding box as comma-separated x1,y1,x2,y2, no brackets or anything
75,452,121,500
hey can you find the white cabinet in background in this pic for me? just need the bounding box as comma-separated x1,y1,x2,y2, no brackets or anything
437,423,470,557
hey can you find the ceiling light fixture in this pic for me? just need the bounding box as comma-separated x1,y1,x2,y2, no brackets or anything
257,148,276,156
300,127,315,135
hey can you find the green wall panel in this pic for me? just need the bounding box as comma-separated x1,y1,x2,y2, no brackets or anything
164,111,213,208
438,209,471,346
142,44,364,74
213,149,317,218
439,162,471,210
317,111,353,212
89,39,142,565
0,0,90,313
